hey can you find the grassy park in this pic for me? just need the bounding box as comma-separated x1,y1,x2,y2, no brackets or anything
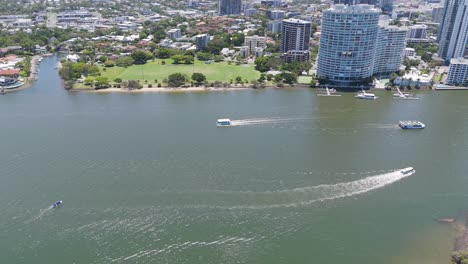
100,59,261,84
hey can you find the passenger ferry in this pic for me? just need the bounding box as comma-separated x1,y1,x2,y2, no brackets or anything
398,120,425,129
217,119,231,126
355,91,378,100
400,167,415,175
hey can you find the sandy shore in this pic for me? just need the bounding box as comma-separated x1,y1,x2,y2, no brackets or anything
79,87,252,93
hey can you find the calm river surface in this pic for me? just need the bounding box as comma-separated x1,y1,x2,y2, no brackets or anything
1,55,468,264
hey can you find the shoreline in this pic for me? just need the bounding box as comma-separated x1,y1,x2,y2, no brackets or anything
73,86,265,93
3,55,42,93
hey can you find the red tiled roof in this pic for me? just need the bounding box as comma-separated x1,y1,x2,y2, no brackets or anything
0,69,20,76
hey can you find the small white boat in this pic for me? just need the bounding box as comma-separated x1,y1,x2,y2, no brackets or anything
393,88,419,100
217,119,231,126
317,87,341,97
355,90,378,100
400,167,415,175
398,120,425,129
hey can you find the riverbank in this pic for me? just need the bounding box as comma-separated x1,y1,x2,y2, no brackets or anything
78,86,252,93
3,55,42,93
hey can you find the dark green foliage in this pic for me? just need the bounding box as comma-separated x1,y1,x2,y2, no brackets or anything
131,50,153,65
191,73,206,85
167,73,188,87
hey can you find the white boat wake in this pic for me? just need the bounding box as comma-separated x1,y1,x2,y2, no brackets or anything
229,117,310,127
173,168,415,209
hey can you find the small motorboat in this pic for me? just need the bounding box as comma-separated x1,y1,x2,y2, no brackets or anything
400,167,415,175
217,119,231,126
398,120,425,129
52,200,63,208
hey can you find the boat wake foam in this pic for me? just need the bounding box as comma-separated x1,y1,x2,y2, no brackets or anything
174,168,415,209
229,117,310,127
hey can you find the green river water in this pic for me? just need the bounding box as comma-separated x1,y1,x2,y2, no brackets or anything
1,55,467,264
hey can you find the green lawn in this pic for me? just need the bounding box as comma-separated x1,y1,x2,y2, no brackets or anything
100,59,261,83
297,76,312,84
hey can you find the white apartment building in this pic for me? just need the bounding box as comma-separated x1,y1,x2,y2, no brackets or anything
317,4,380,86
437,0,468,62
447,58,468,85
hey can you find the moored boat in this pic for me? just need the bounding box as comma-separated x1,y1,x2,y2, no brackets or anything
355,91,378,100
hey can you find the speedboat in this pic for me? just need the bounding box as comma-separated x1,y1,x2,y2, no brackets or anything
400,167,415,175
398,120,425,129
355,91,378,100
52,200,63,208
217,119,231,126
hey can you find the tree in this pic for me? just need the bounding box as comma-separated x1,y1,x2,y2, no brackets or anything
131,50,152,65
167,73,187,87
281,72,297,85
94,77,109,89
235,76,242,84
310,78,317,88
191,73,206,85
114,78,122,83
104,60,115,67
126,80,142,90
196,52,213,61
154,48,172,59
213,55,224,62
98,56,108,63
116,56,134,67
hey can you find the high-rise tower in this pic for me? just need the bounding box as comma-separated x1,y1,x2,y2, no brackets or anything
218,0,242,16
317,4,380,86
281,18,311,62
437,0,468,62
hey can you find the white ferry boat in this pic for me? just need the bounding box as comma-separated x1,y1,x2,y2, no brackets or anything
355,91,378,100
398,120,425,129
217,119,231,126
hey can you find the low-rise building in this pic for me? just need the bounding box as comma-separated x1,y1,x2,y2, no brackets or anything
244,35,266,56
404,47,416,57
167,29,182,40
447,58,468,85
195,34,210,51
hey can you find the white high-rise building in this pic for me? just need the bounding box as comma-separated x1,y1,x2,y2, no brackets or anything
317,4,380,86
374,26,408,77
447,58,468,85
437,0,468,62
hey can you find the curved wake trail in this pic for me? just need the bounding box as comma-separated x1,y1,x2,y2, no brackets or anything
169,168,415,209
